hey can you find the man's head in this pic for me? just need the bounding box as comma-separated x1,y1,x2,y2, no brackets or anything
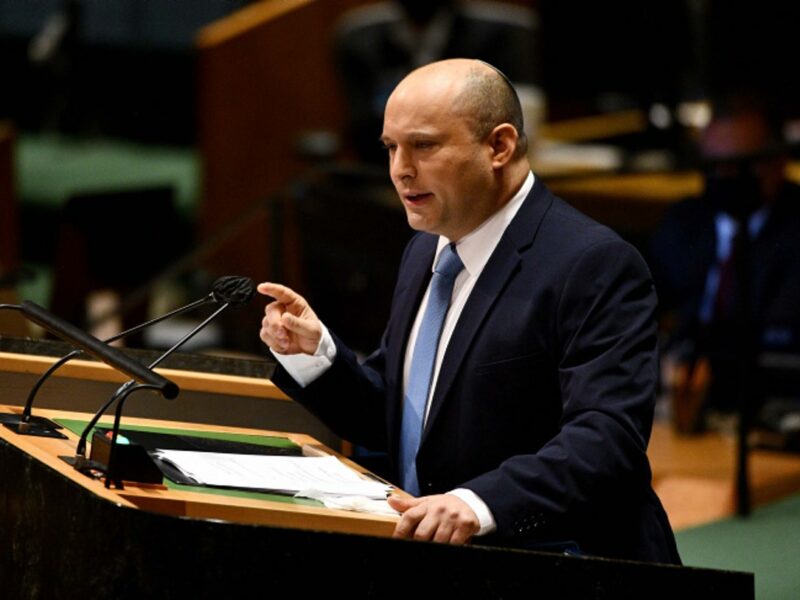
701,99,786,215
381,58,529,241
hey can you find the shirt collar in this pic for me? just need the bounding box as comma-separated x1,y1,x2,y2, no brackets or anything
713,206,770,260
433,171,534,276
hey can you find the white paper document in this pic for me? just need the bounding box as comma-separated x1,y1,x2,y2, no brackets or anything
296,490,400,516
153,451,391,499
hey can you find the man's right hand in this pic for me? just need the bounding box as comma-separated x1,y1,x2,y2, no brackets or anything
258,282,323,355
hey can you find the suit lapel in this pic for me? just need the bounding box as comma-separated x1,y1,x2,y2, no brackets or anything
421,178,554,441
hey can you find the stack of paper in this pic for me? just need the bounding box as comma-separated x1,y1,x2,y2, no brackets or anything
153,451,391,499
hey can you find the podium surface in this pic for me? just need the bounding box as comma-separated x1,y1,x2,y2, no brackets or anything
0,405,399,537
0,348,754,598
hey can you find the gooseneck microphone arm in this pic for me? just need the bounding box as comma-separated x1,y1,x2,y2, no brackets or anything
102,295,214,348
75,302,231,458
104,382,164,488
18,300,178,398
74,276,256,486
8,274,251,436
18,294,214,428
75,380,136,457
99,303,235,487
149,303,230,371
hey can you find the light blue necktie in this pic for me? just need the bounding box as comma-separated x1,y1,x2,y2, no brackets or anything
400,243,464,495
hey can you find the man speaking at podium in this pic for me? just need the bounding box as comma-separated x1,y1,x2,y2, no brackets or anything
258,59,679,563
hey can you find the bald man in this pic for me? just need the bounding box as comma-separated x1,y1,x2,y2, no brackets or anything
260,59,679,563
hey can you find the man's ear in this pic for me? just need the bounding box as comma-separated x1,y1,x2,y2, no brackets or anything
488,123,519,168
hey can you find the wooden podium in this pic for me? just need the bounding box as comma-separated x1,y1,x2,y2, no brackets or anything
0,345,753,598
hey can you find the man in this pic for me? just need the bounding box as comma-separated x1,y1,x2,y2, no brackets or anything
260,59,679,563
651,102,800,431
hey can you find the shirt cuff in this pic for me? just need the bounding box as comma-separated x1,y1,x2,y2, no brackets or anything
447,488,497,536
270,324,336,387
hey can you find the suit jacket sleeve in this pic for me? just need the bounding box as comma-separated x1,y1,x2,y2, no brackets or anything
460,238,658,541
271,333,391,452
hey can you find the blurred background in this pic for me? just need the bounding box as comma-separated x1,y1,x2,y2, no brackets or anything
1,2,800,593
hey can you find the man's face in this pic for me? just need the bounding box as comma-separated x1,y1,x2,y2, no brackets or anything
380,74,500,241
701,113,785,205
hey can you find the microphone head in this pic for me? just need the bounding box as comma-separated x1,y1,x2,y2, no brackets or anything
211,276,256,308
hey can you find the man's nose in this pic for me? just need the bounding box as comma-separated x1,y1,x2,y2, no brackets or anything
390,147,415,181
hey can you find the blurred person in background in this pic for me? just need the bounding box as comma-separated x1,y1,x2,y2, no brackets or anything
650,96,800,435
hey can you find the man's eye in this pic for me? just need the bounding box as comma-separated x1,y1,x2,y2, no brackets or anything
415,141,433,149
382,143,396,152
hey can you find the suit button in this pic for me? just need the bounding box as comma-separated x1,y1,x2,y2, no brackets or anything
424,482,433,491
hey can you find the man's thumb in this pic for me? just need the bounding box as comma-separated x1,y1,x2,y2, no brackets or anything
387,494,419,513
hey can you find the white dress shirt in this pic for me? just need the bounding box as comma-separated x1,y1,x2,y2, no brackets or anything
272,171,535,535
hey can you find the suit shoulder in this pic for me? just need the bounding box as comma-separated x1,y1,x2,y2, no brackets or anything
516,186,651,290
538,189,634,256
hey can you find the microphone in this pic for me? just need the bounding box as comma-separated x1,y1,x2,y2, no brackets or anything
1,276,252,438
210,275,256,308
6,301,178,397
71,276,256,488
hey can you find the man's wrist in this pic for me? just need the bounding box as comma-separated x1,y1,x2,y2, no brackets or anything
446,488,496,536
270,324,337,387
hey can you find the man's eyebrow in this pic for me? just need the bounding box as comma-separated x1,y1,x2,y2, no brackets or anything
379,130,441,144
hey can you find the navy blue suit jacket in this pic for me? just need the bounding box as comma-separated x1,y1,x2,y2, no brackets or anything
272,177,680,563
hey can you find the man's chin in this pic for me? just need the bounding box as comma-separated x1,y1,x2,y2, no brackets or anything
404,212,434,234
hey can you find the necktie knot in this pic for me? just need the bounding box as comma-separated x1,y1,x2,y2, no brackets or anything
435,243,463,280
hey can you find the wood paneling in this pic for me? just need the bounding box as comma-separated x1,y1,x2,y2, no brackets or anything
196,0,369,283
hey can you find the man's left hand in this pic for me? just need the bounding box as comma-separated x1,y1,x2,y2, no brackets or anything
387,494,480,545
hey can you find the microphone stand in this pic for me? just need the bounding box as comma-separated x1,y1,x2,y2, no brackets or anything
5,301,178,397
0,295,213,438
72,303,232,489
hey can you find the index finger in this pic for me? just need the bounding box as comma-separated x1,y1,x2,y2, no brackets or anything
257,282,301,304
